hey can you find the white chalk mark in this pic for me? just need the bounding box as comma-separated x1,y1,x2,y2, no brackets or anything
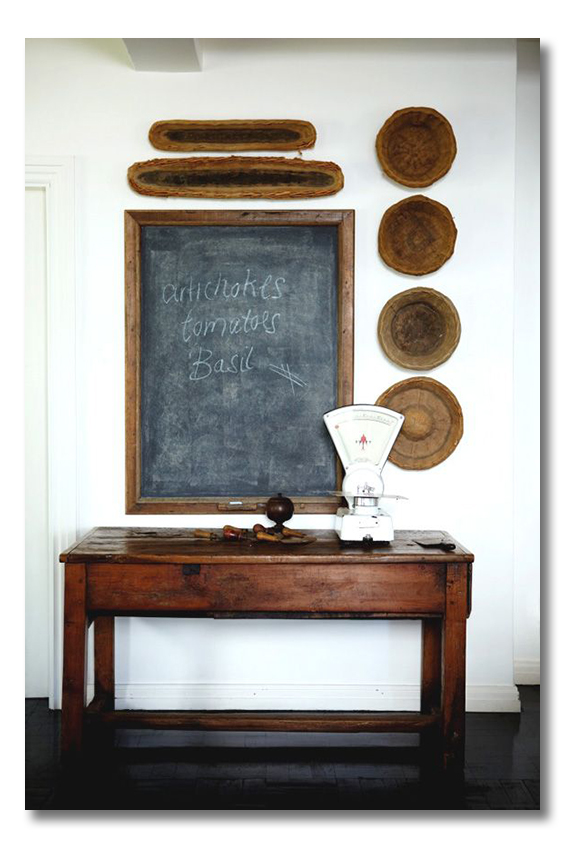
268,363,307,395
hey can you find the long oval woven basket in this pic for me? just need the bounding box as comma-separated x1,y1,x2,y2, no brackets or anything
128,156,344,199
149,119,317,152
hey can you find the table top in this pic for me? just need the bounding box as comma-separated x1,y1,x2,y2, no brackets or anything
61,528,473,565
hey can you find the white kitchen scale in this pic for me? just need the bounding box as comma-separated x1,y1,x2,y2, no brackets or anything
323,404,405,543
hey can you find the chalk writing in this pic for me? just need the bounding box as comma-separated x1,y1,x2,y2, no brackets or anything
268,363,307,395
181,307,280,343
162,269,284,305
188,345,255,381
161,267,301,388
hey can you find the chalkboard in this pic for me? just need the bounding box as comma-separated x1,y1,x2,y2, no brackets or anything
125,210,354,514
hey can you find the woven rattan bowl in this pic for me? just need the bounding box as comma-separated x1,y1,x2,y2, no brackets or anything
376,107,457,188
378,195,457,276
376,377,463,470
377,287,461,370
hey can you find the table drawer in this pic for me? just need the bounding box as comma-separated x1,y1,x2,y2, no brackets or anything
86,562,446,615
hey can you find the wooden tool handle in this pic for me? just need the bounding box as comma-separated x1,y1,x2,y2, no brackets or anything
255,531,279,543
193,529,216,540
223,525,246,541
281,535,317,545
281,527,307,539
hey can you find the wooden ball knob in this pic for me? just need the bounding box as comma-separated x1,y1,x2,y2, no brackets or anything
266,493,294,529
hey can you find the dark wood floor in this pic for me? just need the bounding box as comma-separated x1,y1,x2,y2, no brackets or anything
26,686,540,811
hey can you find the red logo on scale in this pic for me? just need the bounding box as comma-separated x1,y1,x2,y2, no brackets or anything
356,433,370,450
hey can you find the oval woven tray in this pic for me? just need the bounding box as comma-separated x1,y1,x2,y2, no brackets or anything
377,287,461,370
376,107,457,188
376,377,463,470
149,119,317,152
378,195,457,276
127,156,344,199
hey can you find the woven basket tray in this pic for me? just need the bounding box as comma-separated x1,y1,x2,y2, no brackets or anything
376,107,457,188
378,195,457,276
149,119,317,152
127,156,344,199
377,287,461,370
376,377,463,470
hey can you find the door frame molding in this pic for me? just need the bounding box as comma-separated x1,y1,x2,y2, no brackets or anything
25,157,77,709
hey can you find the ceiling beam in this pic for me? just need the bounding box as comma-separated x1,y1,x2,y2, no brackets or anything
122,39,202,72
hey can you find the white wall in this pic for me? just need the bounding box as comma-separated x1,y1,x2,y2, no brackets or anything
25,187,49,695
513,40,540,683
25,38,527,711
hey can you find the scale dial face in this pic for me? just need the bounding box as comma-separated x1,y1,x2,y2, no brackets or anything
323,405,404,472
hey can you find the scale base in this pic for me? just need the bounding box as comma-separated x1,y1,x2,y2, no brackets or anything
335,508,395,543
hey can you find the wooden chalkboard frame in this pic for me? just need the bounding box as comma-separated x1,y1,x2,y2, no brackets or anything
125,209,354,514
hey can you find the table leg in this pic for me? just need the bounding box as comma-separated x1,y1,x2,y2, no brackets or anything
420,619,442,768
441,564,468,771
94,616,115,710
61,562,88,761
421,619,441,714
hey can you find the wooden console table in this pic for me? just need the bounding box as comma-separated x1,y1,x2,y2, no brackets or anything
60,527,473,770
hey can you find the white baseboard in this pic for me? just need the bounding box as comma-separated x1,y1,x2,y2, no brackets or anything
86,681,521,713
514,659,540,685
465,685,521,712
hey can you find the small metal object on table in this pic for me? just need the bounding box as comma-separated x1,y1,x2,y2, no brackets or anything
414,539,456,552
59,528,473,772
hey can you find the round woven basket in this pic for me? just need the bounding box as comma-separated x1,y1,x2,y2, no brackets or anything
377,287,461,370
376,377,463,470
376,107,457,188
378,195,457,276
